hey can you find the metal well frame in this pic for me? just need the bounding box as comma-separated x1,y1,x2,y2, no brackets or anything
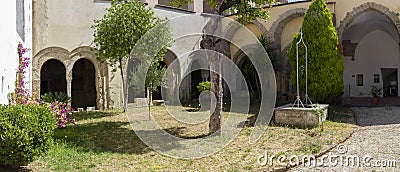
293,28,313,108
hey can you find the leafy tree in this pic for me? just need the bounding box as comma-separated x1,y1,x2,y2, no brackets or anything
92,0,164,110
129,60,166,119
287,0,344,103
173,0,274,135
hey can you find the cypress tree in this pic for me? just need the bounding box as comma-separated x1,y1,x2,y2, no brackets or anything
287,0,344,103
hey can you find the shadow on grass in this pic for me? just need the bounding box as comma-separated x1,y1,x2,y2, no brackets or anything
163,127,210,139
55,121,194,155
55,121,150,154
72,111,121,121
328,105,355,124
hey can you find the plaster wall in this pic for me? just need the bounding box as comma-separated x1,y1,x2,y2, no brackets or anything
0,1,19,104
280,16,303,51
343,30,400,97
0,0,32,105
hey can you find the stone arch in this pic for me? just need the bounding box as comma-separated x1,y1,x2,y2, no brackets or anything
337,2,400,40
223,20,268,41
232,44,263,102
253,20,268,37
163,49,178,66
33,47,71,99
267,8,307,50
232,44,260,65
69,46,106,80
33,46,108,110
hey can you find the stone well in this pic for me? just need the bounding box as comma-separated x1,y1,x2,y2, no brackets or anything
274,104,329,128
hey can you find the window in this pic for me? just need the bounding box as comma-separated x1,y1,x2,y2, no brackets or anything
374,74,380,83
356,74,363,86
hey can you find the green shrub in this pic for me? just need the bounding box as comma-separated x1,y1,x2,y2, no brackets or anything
0,104,56,167
197,81,211,93
41,92,71,103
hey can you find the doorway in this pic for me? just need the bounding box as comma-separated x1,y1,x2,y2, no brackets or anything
381,68,398,97
72,59,97,109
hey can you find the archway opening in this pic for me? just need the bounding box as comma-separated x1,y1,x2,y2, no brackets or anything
71,59,96,109
238,57,261,107
190,60,209,101
342,10,400,97
127,58,142,103
152,61,167,100
40,59,67,96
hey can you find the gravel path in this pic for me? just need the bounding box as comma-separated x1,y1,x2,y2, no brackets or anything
290,107,400,172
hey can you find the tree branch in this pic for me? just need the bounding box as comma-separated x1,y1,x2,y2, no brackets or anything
219,0,241,13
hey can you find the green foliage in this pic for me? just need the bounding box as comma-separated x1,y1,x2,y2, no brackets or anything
370,86,382,97
173,0,274,23
92,0,161,72
287,0,344,103
129,60,167,96
230,0,273,24
258,35,276,69
0,104,56,167
41,92,71,103
197,81,211,93
312,104,325,132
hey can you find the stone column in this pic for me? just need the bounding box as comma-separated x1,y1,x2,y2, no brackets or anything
66,77,72,98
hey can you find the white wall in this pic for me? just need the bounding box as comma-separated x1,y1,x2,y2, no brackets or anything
0,1,18,104
0,0,32,104
343,30,400,97
0,1,32,104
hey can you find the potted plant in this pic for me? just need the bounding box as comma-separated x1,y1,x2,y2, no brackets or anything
197,81,211,111
370,86,382,105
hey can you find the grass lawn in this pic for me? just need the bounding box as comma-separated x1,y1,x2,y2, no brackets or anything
27,105,355,171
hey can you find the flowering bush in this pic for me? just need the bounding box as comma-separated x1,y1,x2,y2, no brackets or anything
8,44,30,105
50,102,75,128
7,43,75,128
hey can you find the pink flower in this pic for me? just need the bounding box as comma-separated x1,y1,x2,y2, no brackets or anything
58,121,66,128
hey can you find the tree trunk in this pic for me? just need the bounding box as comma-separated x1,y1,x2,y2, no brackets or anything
201,15,226,135
209,61,223,135
119,59,127,112
148,90,152,120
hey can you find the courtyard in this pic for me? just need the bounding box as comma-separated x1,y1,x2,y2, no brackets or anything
1,0,400,171
23,105,354,171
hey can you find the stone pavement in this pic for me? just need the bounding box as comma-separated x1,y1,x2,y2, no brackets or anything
290,107,400,172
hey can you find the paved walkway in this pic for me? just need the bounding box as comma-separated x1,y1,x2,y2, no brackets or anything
349,97,400,107
290,107,400,172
